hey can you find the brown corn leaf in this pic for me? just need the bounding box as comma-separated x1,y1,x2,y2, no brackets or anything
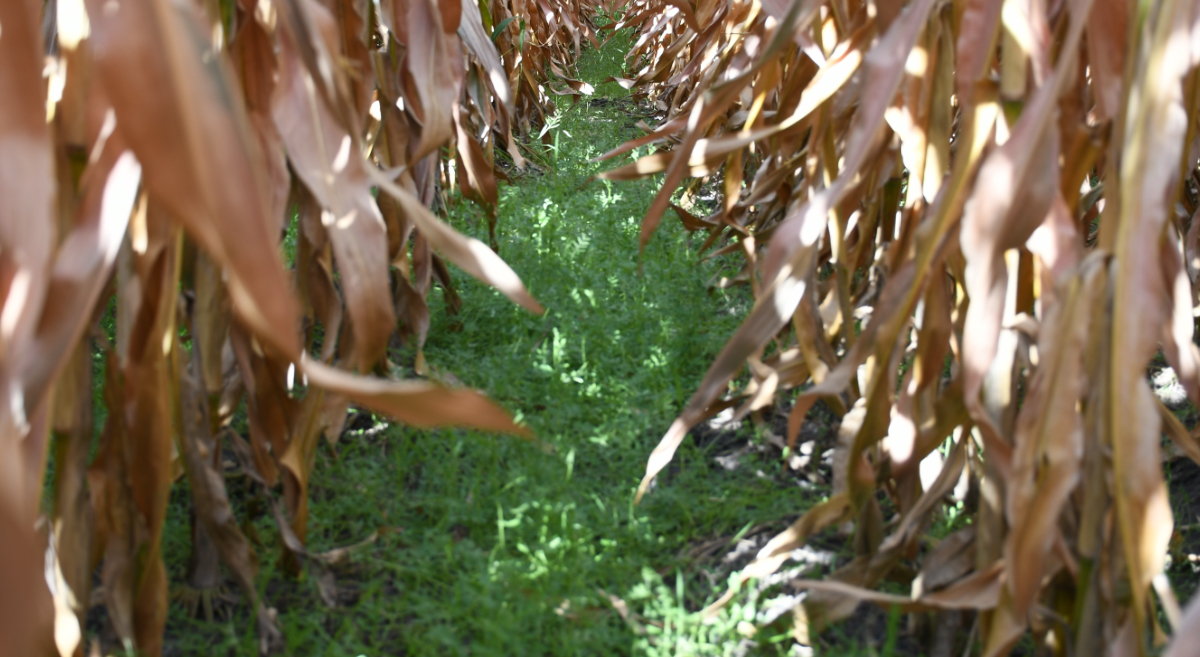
301,356,532,435
232,4,292,238
954,0,1004,101
0,0,57,519
916,528,977,596
700,494,853,617
193,251,232,397
454,104,500,218
958,0,1090,463
368,168,543,314
457,0,514,113
1159,397,1200,466
405,0,464,160
789,561,1003,613
879,429,969,555
0,493,55,657
91,346,136,647
117,200,183,656
1159,229,1200,410
230,325,292,488
86,0,302,359
275,33,395,370
763,0,936,283
633,9,945,502
177,343,283,654
270,0,362,136
50,341,96,657
1107,0,1194,640
987,256,1103,654
25,144,139,417
1086,0,1127,122
1165,590,1200,657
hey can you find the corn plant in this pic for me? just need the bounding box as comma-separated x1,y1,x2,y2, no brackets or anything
607,0,1200,653
0,0,601,654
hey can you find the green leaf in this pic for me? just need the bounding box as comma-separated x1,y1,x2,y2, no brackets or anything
491,16,517,41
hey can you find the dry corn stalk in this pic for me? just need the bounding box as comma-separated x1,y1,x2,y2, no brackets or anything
613,0,1200,653
0,0,601,653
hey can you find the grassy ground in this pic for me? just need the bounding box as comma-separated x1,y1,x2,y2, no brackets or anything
151,30,822,656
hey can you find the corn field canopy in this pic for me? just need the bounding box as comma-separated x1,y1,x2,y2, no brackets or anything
6,0,1200,653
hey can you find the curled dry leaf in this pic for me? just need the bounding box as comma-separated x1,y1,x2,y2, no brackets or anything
368,167,544,314
301,356,533,436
